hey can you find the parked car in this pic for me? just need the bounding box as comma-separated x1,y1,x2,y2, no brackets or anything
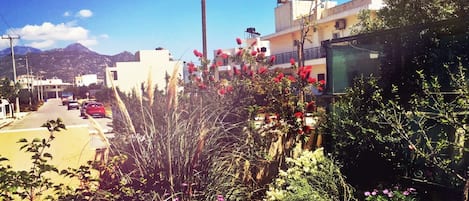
85,102,106,118
80,101,92,117
67,100,80,110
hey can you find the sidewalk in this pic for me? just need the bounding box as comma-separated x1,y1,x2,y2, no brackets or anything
0,112,30,129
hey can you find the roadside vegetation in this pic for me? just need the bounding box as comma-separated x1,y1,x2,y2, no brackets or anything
0,0,467,200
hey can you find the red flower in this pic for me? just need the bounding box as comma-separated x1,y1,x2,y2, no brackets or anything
288,75,296,82
193,49,203,57
221,53,229,59
216,49,223,55
297,128,304,135
242,64,248,72
236,37,242,45
188,62,197,73
216,61,223,66
306,101,316,111
294,111,303,118
290,58,295,65
319,80,326,85
198,83,207,89
307,77,317,84
269,55,276,63
273,77,280,83
277,72,284,80
237,49,243,56
258,66,268,74
298,66,312,80
218,88,226,95
251,50,257,56
233,67,241,75
209,75,215,81
226,85,233,92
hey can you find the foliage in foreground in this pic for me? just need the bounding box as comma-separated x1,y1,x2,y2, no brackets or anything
266,147,355,201
326,63,468,199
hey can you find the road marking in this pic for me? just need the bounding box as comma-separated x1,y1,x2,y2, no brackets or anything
0,124,89,133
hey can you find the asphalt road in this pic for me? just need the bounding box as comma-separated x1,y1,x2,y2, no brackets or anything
1,98,113,133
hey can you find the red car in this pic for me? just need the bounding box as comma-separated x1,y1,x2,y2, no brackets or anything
85,102,106,118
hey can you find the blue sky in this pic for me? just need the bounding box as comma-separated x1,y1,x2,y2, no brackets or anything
0,0,349,62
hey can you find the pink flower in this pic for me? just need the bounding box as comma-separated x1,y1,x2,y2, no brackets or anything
307,77,317,84
258,66,268,74
294,111,303,118
233,67,241,75
242,64,248,72
290,58,295,65
237,49,243,56
251,50,258,56
218,88,226,95
269,55,276,63
277,72,284,80
221,53,229,59
226,85,233,92
216,49,223,55
364,192,371,196
193,49,203,57
236,37,242,45
188,62,197,73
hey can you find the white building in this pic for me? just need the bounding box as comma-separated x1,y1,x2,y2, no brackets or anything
213,27,271,79
75,74,98,87
262,0,384,81
106,49,183,94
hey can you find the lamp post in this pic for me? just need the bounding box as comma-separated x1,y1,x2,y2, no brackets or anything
2,35,21,117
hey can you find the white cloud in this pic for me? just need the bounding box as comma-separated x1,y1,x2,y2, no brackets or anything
77,39,97,46
5,22,98,49
27,40,55,49
77,9,93,18
63,11,71,17
10,22,89,41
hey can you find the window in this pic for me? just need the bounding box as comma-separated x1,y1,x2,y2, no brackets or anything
332,33,340,39
112,71,118,80
317,73,325,81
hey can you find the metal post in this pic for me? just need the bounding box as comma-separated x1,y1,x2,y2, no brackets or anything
201,0,207,61
2,35,20,117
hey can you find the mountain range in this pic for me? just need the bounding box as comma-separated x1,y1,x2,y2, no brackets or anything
0,43,136,83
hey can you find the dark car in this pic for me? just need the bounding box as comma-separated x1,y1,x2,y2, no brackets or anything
67,100,80,110
85,102,106,118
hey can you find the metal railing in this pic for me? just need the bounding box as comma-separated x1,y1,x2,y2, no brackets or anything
273,46,326,65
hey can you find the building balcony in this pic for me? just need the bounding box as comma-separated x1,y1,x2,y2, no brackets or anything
272,46,326,65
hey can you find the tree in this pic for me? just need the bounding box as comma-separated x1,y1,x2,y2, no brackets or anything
0,78,18,103
354,0,468,33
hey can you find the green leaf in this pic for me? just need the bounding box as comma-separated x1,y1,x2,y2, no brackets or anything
43,153,53,159
17,138,27,143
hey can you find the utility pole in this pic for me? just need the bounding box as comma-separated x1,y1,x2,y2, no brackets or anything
2,35,21,117
201,0,207,61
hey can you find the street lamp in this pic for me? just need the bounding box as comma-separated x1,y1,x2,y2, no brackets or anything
1,35,21,117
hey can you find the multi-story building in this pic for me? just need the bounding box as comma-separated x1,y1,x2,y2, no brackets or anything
105,49,183,94
261,0,384,82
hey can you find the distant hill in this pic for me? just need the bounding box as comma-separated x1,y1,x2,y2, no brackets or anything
0,43,136,83
0,46,42,57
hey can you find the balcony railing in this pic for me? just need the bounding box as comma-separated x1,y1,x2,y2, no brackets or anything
273,46,326,65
